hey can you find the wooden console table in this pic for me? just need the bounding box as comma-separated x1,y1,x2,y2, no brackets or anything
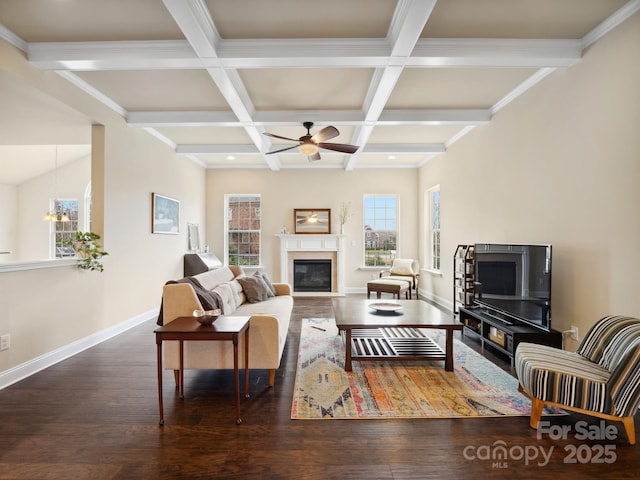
154,316,250,425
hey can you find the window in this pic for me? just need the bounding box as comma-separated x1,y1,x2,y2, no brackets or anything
363,195,397,267
52,199,79,258
225,194,261,266
427,186,441,271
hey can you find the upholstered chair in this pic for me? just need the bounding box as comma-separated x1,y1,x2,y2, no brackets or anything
379,258,420,294
515,315,640,444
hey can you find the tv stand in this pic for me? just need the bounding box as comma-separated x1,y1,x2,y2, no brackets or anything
459,307,562,366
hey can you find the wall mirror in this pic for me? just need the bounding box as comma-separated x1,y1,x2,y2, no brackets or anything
294,208,331,234
187,223,200,252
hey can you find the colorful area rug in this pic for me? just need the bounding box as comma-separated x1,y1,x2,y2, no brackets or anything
291,318,561,419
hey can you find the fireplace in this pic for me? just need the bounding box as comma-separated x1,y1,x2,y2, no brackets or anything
293,259,332,292
277,234,345,294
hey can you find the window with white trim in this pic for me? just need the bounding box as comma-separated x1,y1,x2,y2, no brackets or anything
427,186,441,271
363,194,397,267
225,194,261,266
51,198,79,258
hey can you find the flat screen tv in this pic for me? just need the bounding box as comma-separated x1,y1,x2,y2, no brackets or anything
473,243,552,331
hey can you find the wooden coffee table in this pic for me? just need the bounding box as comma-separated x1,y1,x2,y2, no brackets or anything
332,298,462,371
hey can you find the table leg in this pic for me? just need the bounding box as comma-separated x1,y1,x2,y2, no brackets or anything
244,327,250,399
233,334,242,425
344,329,353,371
445,329,454,371
179,340,184,400
156,339,164,426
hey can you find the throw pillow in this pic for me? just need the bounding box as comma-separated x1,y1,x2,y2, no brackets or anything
237,275,271,303
254,271,276,297
390,259,414,275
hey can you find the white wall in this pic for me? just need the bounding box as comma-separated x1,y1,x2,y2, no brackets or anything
0,184,17,261
0,39,206,379
205,168,420,292
12,155,91,261
418,13,640,349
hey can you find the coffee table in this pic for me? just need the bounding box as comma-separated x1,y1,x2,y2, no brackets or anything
332,298,462,371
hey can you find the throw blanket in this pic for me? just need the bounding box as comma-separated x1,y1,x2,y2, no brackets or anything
156,276,224,325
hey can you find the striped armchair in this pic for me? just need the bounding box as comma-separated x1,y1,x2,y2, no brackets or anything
515,315,640,445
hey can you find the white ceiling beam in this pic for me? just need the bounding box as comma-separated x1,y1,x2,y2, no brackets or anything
409,39,582,68
378,109,490,125
388,0,437,57
27,38,583,71
126,109,488,128
162,0,220,57
362,143,445,154
163,0,280,171
346,0,434,171
176,143,446,155
28,40,200,70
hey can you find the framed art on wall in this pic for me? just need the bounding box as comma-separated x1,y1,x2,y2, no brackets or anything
152,193,180,234
294,208,331,234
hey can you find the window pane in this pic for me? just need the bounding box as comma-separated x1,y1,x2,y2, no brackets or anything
428,187,441,270
364,195,398,267
53,199,79,258
226,195,261,266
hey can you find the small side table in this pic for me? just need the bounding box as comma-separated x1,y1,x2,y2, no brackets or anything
154,315,250,425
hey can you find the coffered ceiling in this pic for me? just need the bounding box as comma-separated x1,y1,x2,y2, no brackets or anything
0,0,637,173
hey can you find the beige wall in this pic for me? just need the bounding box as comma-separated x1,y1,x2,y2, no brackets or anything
0,185,17,260
418,13,640,349
0,39,206,377
205,169,419,291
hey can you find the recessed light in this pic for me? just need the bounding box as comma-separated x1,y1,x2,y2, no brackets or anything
227,156,235,160
388,155,396,160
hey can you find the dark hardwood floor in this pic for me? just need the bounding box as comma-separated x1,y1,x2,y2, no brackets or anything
0,296,638,479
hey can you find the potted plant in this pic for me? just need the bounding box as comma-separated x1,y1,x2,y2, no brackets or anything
68,231,109,272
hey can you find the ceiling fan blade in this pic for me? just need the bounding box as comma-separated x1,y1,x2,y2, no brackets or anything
266,145,299,154
263,132,300,142
311,125,339,143
317,142,359,154
308,152,321,161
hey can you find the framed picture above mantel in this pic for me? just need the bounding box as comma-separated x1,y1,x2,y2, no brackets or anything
294,208,331,234
152,193,180,234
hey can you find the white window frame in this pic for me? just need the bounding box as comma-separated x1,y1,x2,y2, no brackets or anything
425,185,441,272
363,194,398,268
224,194,262,267
50,198,79,258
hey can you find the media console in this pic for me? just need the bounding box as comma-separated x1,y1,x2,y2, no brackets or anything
459,306,562,366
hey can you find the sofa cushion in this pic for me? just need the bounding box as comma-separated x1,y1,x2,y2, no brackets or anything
237,275,271,303
254,271,276,297
390,258,415,275
212,282,236,314
194,266,235,290
516,342,612,414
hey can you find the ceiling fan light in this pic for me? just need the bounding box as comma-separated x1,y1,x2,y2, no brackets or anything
299,143,318,156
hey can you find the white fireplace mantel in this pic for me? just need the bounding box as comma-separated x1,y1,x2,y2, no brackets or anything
276,234,346,294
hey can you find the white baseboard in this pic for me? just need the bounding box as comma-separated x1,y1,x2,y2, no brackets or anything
0,308,158,390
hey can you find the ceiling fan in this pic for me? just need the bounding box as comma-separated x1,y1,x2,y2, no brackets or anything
263,122,359,161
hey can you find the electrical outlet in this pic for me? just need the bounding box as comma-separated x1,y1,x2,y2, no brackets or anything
570,325,579,341
0,334,10,351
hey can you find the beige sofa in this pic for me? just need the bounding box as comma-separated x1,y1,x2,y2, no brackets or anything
160,265,293,387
